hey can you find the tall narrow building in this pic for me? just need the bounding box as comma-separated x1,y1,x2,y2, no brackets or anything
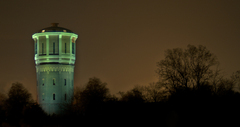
32,23,78,114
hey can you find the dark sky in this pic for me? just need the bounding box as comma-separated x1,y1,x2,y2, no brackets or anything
1,0,240,100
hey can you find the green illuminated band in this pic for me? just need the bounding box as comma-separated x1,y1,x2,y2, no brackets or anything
32,32,78,65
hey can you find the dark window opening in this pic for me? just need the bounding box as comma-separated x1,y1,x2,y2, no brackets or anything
65,43,67,53
40,42,46,56
49,38,59,55
53,79,55,85
72,43,74,54
35,41,37,54
42,43,44,55
53,94,55,100
53,42,55,54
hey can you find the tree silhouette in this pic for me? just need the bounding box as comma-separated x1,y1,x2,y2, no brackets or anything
74,77,109,115
230,70,240,92
0,93,6,125
23,103,47,126
119,86,144,103
143,82,169,102
5,82,33,126
156,45,218,90
216,78,235,96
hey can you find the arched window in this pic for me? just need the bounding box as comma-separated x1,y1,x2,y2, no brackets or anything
53,93,55,100
42,93,44,101
53,78,55,85
42,78,44,86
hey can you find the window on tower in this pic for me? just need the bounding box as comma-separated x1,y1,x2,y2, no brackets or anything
72,37,75,54
42,78,44,86
42,93,44,101
42,43,44,55
62,36,70,53
53,78,55,85
53,94,55,100
72,42,75,54
34,38,37,54
65,43,67,53
39,36,46,55
53,42,55,54
49,35,59,55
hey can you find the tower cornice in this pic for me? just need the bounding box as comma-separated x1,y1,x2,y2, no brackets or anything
32,32,78,39
36,65,74,73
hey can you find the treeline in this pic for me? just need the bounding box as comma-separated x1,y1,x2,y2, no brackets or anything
1,45,240,127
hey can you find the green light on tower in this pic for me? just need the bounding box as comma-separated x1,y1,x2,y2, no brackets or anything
32,23,78,115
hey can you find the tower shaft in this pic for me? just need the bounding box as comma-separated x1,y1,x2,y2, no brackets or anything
32,23,78,114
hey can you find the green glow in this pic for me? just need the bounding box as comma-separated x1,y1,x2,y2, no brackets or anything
32,32,78,38
32,32,78,65
33,25,78,114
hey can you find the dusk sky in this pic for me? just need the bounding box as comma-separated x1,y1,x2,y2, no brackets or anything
1,0,240,100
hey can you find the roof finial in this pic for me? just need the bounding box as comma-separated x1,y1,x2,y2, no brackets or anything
51,23,59,27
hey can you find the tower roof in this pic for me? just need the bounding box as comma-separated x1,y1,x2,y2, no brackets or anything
37,23,73,33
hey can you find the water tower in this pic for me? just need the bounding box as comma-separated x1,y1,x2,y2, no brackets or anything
32,23,78,114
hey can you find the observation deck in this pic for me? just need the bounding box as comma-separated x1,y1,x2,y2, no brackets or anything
32,23,78,65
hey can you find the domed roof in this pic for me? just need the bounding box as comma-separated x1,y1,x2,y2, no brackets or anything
37,23,73,33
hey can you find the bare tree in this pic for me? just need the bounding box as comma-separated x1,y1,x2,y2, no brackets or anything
143,82,169,102
210,70,239,94
211,65,223,93
119,86,145,103
227,70,240,92
156,45,218,90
